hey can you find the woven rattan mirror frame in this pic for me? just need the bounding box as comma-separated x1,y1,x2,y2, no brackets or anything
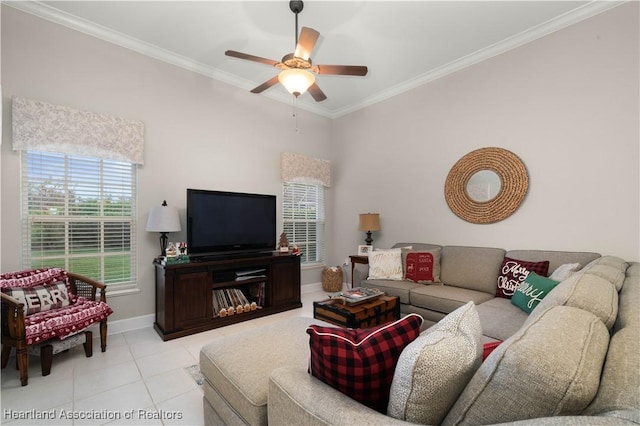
445,147,528,224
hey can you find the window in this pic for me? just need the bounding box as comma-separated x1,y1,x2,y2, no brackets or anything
21,151,137,286
282,182,325,265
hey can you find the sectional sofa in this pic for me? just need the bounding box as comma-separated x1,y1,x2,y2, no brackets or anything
200,243,639,425
356,243,602,335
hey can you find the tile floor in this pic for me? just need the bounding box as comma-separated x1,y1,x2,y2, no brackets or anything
1,289,327,426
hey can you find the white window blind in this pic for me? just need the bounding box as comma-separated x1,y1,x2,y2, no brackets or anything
21,151,137,286
282,182,325,265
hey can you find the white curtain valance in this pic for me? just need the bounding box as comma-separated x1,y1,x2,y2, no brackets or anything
12,97,145,165
281,152,331,187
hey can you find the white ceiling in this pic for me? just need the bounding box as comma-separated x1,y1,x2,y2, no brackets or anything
9,1,623,118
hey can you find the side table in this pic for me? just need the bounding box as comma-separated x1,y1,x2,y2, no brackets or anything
349,255,369,287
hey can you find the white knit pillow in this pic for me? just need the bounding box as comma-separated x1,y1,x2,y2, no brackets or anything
368,249,403,280
387,302,482,424
548,262,580,281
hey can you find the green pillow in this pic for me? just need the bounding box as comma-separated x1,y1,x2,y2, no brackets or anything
511,272,559,314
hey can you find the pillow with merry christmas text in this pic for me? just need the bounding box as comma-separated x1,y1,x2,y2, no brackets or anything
496,257,549,299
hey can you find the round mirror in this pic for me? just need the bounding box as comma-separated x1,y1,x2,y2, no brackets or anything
466,170,502,202
445,147,528,224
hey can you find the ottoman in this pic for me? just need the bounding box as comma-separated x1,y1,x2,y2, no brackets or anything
200,316,328,425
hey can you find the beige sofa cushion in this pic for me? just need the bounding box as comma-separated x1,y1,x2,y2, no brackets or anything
526,273,618,330
387,302,482,425
442,306,610,425
584,255,629,271
410,284,494,315
475,297,528,341
440,246,506,294
200,316,327,425
584,327,640,417
582,264,626,291
627,262,640,276
615,272,639,332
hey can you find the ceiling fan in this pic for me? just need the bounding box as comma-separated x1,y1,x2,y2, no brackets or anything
225,0,368,102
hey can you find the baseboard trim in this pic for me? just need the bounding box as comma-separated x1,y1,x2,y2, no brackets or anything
302,282,323,294
302,281,347,294
98,284,329,336
103,313,155,336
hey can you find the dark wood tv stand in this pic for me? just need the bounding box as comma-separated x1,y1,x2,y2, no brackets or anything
153,252,302,341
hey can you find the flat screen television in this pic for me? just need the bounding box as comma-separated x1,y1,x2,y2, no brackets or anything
187,188,276,259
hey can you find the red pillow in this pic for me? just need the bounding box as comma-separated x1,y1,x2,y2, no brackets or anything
306,314,423,413
404,252,436,283
482,341,502,361
496,257,550,299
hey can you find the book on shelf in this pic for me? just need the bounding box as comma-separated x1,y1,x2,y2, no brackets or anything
212,283,266,319
235,275,266,281
235,268,267,280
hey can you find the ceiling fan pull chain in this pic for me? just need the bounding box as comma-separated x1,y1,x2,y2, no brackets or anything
293,96,299,132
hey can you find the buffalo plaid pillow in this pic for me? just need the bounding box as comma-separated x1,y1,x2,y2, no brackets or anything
496,257,550,299
306,313,423,413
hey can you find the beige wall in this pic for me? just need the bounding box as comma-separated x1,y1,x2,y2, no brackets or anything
330,2,639,264
0,7,332,321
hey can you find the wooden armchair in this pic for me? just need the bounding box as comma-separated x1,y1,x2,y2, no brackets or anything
1,268,113,386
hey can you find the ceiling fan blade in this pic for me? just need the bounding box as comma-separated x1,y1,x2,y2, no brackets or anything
250,76,280,94
308,82,327,102
225,50,279,67
294,27,320,61
313,65,368,76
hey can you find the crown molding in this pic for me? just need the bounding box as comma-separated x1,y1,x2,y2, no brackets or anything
330,0,626,118
5,1,333,118
6,1,625,120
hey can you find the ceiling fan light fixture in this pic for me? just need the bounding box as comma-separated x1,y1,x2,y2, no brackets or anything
278,68,315,97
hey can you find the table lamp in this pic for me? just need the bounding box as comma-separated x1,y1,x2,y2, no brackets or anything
358,213,380,245
146,200,181,257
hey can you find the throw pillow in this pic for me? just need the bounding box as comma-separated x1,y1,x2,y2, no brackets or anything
482,341,502,361
511,272,560,314
3,281,70,315
401,248,441,283
368,248,403,280
306,313,423,413
0,267,77,303
548,262,580,281
387,302,482,425
496,257,550,299
443,306,609,425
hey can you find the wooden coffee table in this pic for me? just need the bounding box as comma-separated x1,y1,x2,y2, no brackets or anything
313,295,400,329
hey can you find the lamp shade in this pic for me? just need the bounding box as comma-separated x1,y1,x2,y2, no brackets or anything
278,69,315,97
358,213,380,231
146,202,181,233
